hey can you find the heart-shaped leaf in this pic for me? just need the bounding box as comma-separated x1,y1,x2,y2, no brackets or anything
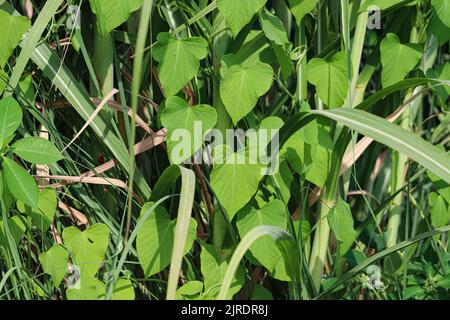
327,198,356,256
288,0,319,23
17,188,57,233
217,0,267,37
89,0,143,37
153,32,208,96
12,137,63,164
429,193,450,228
220,56,273,124
210,151,263,219
136,203,197,278
161,96,217,164
307,51,349,108
200,243,245,299
63,223,109,278
259,9,289,46
0,215,26,249
3,157,38,208
380,33,423,88
39,245,69,287
0,97,22,144
236,200,290,281
0,9,30,68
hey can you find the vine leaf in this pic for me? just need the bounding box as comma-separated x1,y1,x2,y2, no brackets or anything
380,33,422,88
236,200,290,281
220,55,273,124
153,32,208,96
217,0,267,37
161,96,217,164
0,9,30,68
328,198,356,256
3,157,38,208
89,0,144,37
136,203,197,278
39,245,69,287
288,0,319,23
63,223,109,278
307,52,349,108
12,137,63,164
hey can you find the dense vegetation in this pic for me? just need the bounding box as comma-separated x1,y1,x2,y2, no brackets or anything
0,0,449,300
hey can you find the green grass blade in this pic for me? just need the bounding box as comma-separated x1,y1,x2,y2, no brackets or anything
217,225,299,300
318,225,450,298
312,108,450,183
166,166,196,300
5,0,64,97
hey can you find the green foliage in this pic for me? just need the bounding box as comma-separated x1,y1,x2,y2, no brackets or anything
136,202,197,277
307,52,349,108
153,33,208,96
220,55,273,124
0,0,449,302
216,0,267,36
380,33,423,88
161,96,217,164
0,9,30,68
89,0,143,37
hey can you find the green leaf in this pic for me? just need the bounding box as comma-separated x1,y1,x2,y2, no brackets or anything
111,279,135,300
220,56,273,124
216,0,267,36
259,9,289,46
0,69,7,96
429,194,450,228
66,278,106,300
359,0,406,11
431,0,450,44
288,0,319,23
39,245,69,287
380,33,422,88
161,96,217,164
251,285,273,300
432,0,450,28
210,155,262,220
153,32,208,96
0,97,22,144
236,200,290,281
0,215,26,249
282,116,333,188
327,198,356,256
12,137,63,164
62,223,109,278
312,108,450,184
0,9,30,68
136,203,197,278
17,188,57,233
3,157,38,208
427,171,450,204
89,0,144,37
307,52,349,108
176,281,203,300
200,243,245,299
